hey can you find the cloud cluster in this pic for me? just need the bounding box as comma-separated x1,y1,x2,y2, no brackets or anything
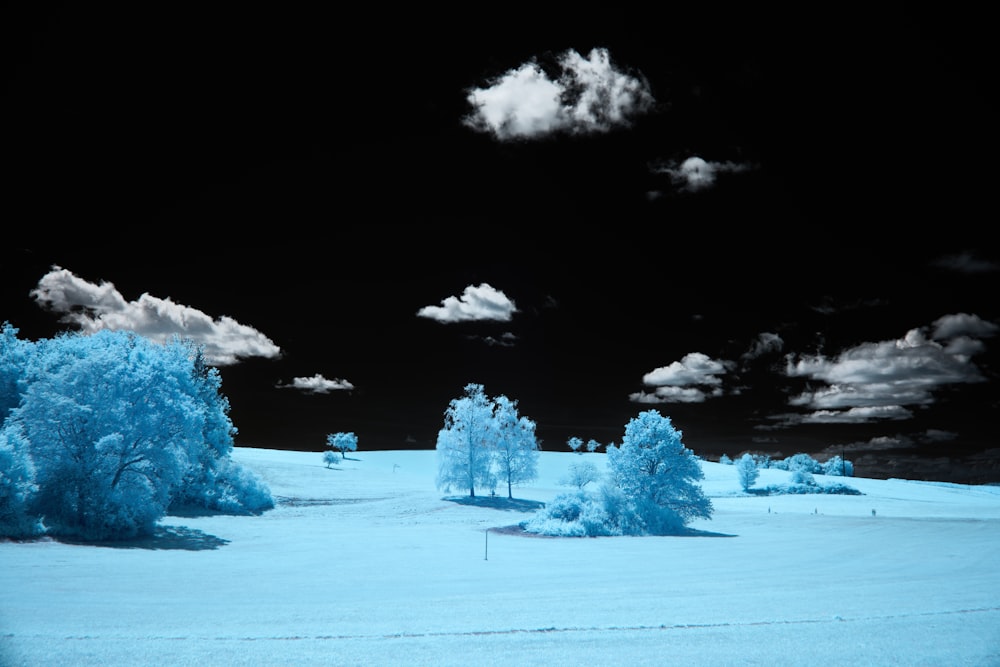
783,316,993,424
464,47,655,140
416,283,517,323
632,314,995,430
277,374,355,394
30,266,281,366
631,352,732,404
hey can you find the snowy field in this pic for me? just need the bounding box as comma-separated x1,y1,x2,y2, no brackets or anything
2,448,999,666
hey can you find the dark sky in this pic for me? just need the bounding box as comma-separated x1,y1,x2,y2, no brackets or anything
5,6,998,482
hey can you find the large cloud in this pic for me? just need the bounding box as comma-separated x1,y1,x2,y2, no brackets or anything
30,266,281,366
416,283,517,323
783,321,990,423
464,47,655,140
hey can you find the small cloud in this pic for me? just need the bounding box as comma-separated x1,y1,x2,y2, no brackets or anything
642,352,730,387
464,47,655,141
798,406,914,424
476,332,518,347
629,385,723,404
29,266,280,366
277,374,354,394
416,283,517,323
931,251,1000,274
650,156,752,192
931,313,998,340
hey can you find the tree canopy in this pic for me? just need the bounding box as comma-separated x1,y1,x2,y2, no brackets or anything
0,324,273,541
435,383,539,498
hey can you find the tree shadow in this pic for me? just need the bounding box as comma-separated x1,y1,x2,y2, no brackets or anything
496,524,737,538
55,525,230,550
672,527,738,538
444,495,546,512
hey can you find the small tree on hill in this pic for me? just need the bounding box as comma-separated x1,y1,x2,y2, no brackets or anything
560,461,601,489
735,453,759,491
322,450,341,468
326,432,358,459
567,436,584,453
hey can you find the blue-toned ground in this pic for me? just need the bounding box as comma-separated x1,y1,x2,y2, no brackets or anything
2,449,999,666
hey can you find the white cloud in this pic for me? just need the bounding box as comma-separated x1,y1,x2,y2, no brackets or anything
642,352,730,387
464,47,655,140
788,382,931,409
629,385,722,404
30,266,280,366
931,312,998,340
278,374,354,394
477,332,518,347
787,327,985,387
783,321,989,422
799,406,914,424
650,156,753,192
416,283,517,323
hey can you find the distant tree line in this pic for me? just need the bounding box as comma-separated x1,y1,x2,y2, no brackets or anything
719,451,855,478
0,323,273,541
728,451,861,496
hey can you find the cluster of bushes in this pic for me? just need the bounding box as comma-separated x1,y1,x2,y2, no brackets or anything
726,451,861,496
0,324,273,541
755,481,863,496
720,451,854,477
520,410,713,537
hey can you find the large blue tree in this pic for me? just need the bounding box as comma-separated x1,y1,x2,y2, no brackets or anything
0,326,273,540
607,409,713,534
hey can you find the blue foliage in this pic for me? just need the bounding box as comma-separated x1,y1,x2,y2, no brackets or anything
735,453,759,491
323,450,341,468
757,481,864,496
523,410,712,537
0,326,273,541
0,426,43,538
326,432,358,458
436,383,539,499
